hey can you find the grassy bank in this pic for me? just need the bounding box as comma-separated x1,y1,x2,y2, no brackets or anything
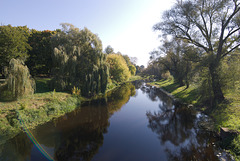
0,78,82,145
106,75,143,92
149,79,240,160
149,79,199,105
0,75,143,145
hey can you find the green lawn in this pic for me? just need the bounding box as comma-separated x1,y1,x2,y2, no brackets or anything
148,79,199,105
0,78,81,144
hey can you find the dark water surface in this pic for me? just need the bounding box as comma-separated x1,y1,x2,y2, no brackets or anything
0,82,222,161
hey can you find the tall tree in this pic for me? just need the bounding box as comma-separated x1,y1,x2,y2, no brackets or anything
50,23,109,97
154,0,240,103
0,25,31,76
26,30,55,76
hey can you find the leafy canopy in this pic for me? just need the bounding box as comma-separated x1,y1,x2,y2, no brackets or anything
106,54,131,83
0,25,31,73
50,23,109,96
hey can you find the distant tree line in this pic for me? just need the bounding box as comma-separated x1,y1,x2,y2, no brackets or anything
0,23,142,99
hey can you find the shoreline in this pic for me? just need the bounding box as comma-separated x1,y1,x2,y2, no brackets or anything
0,77,144,145
147,80,239,160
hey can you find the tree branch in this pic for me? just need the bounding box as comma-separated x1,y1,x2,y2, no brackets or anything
221,44,240,58
223,27,240,42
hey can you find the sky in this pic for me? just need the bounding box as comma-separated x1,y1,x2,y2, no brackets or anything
0,0,175,67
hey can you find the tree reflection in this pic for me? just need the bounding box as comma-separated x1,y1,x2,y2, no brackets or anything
0,83,137,161
106,83,135,114
28,83,136,161
0,132,33,161
145,86,218,161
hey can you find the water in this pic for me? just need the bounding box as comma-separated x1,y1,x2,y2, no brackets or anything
0,82,223,161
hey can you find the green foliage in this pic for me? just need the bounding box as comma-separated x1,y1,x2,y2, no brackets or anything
128,65,136,76
220,53,240,92
231,135,240,160
26,30,55,76
0,59,35,100
135,65,145,75
154,0,240,103
50,24,109,97
0,25,31,74
122,55,132,66
128,75,143,81
106,54,131,83
35,78,51,93
104,45,114,54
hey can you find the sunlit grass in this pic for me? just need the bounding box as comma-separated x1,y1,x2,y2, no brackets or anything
149,79,199,105
0,78,82,144
149,79,240,159
128,75,143,81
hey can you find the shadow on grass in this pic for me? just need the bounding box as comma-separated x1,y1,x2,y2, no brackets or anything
161,81,199,104
161,82,180,93
35,78,51,93
176,88,199,103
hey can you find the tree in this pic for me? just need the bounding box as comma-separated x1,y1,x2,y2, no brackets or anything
142,60,164,79
106,54,131,83
129,65,136,76
135,65,145,75
26,30,55,76
122,55,132,66
130,57,138,65
50,23,109,97
0,59,35,100
0,25,31,76
154,0,240,103
104,45,114,54
156,39,194,87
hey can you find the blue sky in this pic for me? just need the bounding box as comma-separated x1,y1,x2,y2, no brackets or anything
0,0,175,66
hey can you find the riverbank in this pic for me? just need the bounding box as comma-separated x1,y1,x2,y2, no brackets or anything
0,76,143,145
148,79,240,160
0,91,82,145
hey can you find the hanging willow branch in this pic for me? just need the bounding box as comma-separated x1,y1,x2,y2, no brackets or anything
1,59,35,100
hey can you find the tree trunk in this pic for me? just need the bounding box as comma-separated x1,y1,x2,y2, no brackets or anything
209,62,225,105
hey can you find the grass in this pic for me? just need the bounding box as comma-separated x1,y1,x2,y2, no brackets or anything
0,76,142,144
35,77,51,93
149,79,240,160
106,75,143,92
148,79,199,105
128,75,143,81
211,90,240,160
0,78,82,145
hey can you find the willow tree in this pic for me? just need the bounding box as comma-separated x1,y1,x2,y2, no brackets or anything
154,0,240,104
0,58,35,100
50,23,109,97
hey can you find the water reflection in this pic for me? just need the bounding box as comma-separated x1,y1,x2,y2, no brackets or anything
144,86,218,161
0,132,32,161
0,83,136,161
0,82,221,161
